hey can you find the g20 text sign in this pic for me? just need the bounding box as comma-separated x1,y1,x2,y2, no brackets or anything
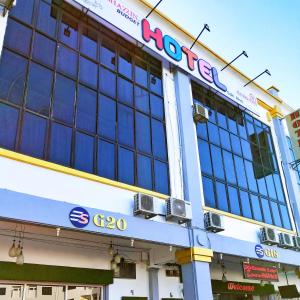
243,263,279,282
286,109,300,160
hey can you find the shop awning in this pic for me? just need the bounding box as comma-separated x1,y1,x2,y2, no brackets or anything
0,261,113,285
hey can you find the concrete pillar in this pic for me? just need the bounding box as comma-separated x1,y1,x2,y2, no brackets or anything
148,267,160,300
173,69,205,229
176,247,214,300
272,116,300,231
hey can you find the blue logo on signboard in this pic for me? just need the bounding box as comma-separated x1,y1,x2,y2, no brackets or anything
255,244,264,258
69,207,90,228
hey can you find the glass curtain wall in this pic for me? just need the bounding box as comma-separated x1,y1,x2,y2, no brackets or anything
0,0,169,194
192,82,292,230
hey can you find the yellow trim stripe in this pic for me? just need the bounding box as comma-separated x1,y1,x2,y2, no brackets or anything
203,206,296,235
137,0,283,104
175,247,214,265
257,98,272,111
0,148,169,200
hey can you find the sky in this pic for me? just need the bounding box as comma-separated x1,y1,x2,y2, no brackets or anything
145,0,300,109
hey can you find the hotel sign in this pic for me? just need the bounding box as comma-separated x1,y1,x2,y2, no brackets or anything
243,263,279,282
74,0,260,115
286,109,300,161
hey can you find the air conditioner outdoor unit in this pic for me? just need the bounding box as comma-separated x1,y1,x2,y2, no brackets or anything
134,193,157,219
166,198,191,224
193,103,209,123
204,212,224,233
278,233,294,249
293,236,300,250
260,227,278,245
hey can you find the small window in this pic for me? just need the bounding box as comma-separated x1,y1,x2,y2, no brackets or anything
0,103,19,150
98,94,116,140
119,50,132,79
136,112,151,154
60,13,78,49
76,85,97,133
99,67,116,99
33,33,56,67
150,94,164,120
0,50,27,105
74,132,94,173
80,27,97,60
36,1,58,37
26,63,53,116
100,40,116,70
79,56,98,88
135,59,148,88
135,86,149,113
49,123,72,166
118,104,134,148
4,19,32,55
150,68,162,96
10,0,34,24
118,77,133,105
98,139,115,180
118,147,134,185
137,154,152,190
202,176,216,208
57,45,78,78
0,287,6,295
154,160,169,194
42,286,52,296
151,119,167,160
20,112,47,158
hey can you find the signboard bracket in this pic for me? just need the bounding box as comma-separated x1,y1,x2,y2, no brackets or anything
290,159,300,170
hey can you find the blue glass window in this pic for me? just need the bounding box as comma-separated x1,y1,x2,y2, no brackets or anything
80,28,97,60
150,94,164,120
234,156,247,188
244,160,258,192
99,67,116,98
150,70,162,95
10,0,34,24
240,190,252,218
197,122,208,140
216,181,228,212
228,186,240,215
202,176,216,208
4,19,32,55
152,119,167,160
241,139,252,160
0,50,27,105
211,145,225,180
76,85,97,133
265,174,277,199
98,140,115,180
217,109,227,129
136,113,151,154
270,201,282,227
257,174,268,197
20,113,47,158
135,86,149,113
118,147,134,185
261,198,272,224
223,150,236,184
280,205,291,230
273,173,285,203
119,52,132,79
208,123,220,145
26,63,53,116
74,132,94,173
79,56,97,88
220,129,231,151
154,160,169,194
137,154,152,189
250,194,263,222
198,139,212,175
60,15,78,49
33,33,56,67
118,77,133,105
135,60,148,88
0,103,19,149
53,74,75,124
36,1,57,37
49,123,72,166
100,42,116,70
98,95,116,140
231,134,242,155
118,104,134,147
57,46,78,78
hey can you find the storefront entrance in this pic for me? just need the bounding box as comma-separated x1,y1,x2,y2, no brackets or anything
0,283,103,300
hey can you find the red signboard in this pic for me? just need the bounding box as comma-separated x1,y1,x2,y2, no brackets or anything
243,263,278,281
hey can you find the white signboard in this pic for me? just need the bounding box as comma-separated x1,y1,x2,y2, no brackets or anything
74,0,259,115
286,109,300,161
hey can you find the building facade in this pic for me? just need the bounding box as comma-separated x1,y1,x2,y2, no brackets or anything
0,0,299,299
